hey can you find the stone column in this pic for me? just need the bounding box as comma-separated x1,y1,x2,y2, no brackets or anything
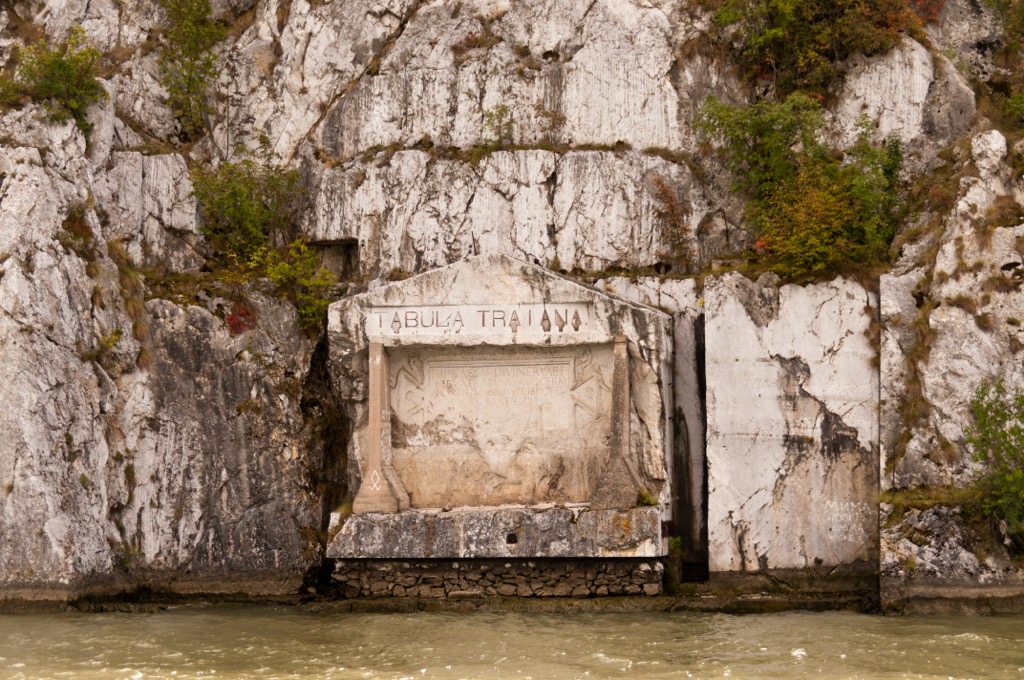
353,343,399,514
613,337,632,469
592,336,642,508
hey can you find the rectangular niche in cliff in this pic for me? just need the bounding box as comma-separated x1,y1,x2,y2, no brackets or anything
325,255,675,560
313,239,359,279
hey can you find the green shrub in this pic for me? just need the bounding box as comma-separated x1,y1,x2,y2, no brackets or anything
262,240,336,333
636,488,659,507
156,0,225,139
987,0,1024,51
982,1,1024,128
6,27,107,132
0,75,22,108
703,0,916,94
80,328,124,368
696,92,823,203
696,93,902,278
967,380,1024,550
191,156,303,263
482,104,514,146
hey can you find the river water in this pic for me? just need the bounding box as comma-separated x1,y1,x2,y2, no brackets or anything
0,606,1022,679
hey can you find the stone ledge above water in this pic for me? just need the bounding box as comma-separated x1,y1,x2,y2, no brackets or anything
326,507,663,559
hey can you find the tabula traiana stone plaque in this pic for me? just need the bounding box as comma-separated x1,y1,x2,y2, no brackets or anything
326,255,674,559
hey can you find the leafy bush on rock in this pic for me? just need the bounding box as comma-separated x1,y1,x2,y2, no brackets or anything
191,155,303,264
703,0,918,94
262,240,336,333
157,0,225,139
967,380,1024,551
191,155,335,333
696,92,902,278
1,27,107,133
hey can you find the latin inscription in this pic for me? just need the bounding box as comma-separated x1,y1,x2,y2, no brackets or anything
367,303,593,336
387,345,615,508
429,360,572,408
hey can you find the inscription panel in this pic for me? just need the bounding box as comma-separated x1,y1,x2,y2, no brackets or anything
367,303,594,337
428,359,573,417
388,345,614,508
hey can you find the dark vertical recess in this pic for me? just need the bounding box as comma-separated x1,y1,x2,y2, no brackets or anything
299,334,351,592
686,312,710,580
666,312,710,588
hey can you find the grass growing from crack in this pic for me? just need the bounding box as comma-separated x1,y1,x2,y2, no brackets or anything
879,486,981,516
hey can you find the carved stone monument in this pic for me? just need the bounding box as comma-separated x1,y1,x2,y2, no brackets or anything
326,255,674,561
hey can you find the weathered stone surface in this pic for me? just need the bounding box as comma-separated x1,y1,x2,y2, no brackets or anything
330,557,662,598
832,37,974,156
327,507,662,559
388,344,615,508
0,124,322,597
972,129,1008,179
10,0,156,52
7,0,1024,607
597,277,706,565
305,149,725,275
205,0,747,276
317,0,681,158
0,271,321,596
881,504,1024,612
883,130,1024,489
833,38,934,146
211,0,418,161
330,256,672,486
107,55,181,142
925,0,1004,81
878,128,1024,607
92,152,204,271
878,262,926,489
327,254,672,558
118,296,318,575
705,273,879,572
921,58,978,145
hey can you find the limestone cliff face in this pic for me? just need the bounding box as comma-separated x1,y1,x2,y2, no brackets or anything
1,0,1022,606
0,94,322,599
879,128,1024,611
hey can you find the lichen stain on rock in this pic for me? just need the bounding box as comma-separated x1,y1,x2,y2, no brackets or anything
730,273,782,329
820,411,862,462
775,353,867,465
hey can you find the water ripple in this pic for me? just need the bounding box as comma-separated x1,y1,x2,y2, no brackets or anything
0,607,1022,679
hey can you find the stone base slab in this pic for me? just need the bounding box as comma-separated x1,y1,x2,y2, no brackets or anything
330,558,664,598
883,581,1024,614
326,507,663,559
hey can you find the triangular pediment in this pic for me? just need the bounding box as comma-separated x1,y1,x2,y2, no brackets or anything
328,254,670,363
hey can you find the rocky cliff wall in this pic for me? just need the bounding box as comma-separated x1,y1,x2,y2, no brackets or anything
0,97,325,601
1,0,1023,609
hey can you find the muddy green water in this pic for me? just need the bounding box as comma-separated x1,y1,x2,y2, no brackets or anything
0,607,1022,679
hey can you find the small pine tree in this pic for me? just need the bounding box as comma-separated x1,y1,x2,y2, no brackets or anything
157,0,225,139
